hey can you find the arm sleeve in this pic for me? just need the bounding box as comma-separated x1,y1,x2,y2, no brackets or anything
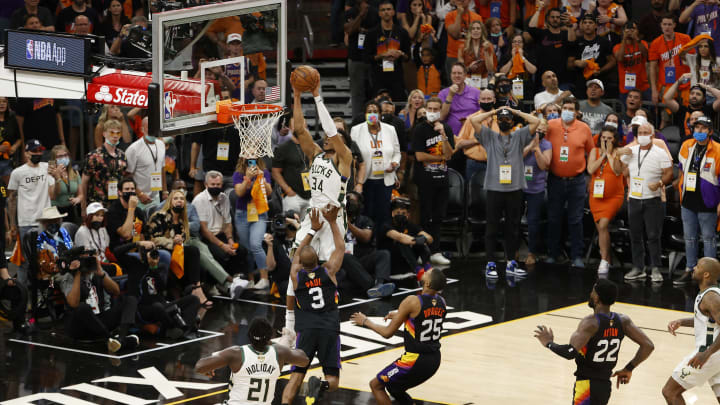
548,343,577,360
314,96,338,138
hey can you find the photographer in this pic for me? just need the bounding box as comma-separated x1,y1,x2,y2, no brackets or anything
121,243,200,339
264,211,300,299
110,16,151,58
0,266,30,334
56,246,139,353
343,191,395,298
377,197,434,282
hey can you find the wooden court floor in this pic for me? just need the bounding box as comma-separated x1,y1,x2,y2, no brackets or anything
303,303,717,404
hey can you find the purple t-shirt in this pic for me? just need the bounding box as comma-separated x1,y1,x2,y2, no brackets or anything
523,139,552,194
232,169,272,211
692,5,720,54
438,85,482,136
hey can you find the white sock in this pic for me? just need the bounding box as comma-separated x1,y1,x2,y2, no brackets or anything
285,310,295,331
599,259,609,267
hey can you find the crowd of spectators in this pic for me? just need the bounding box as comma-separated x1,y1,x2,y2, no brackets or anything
2,0,720,354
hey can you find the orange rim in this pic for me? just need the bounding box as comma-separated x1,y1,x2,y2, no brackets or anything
226,103,283,116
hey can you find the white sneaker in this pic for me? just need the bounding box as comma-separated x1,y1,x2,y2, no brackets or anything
598,260,609,276
279,327,296,348
253,278,270,290
430,253,451,265
230,277,249,299
651,267,664,283
246,280,255,289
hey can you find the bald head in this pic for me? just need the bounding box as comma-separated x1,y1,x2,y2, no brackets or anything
299,245,318,269
479,89,495,106
698,257,720,282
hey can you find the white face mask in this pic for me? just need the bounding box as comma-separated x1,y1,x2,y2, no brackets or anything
637,135,651,146
426,111,441,123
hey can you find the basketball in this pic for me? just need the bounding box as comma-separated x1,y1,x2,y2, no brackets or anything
290,65,320,92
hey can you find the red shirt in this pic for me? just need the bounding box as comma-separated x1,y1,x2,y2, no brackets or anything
614,40,650,94
648,32,693,89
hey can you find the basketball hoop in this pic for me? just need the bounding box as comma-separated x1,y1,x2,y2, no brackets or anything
218,103,283,159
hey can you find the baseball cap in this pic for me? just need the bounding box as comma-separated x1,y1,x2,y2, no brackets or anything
497,109,513,119
586,79,604,91
86,202,108,216
630,116,647,127
580,13,597,23
226,33,242,43
695,116,713,128
25,139,45,152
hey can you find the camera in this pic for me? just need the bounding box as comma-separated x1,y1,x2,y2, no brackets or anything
271,214,287,237
165,303,186,329
127,24,152,56
57,246,97,275
139,245,160,264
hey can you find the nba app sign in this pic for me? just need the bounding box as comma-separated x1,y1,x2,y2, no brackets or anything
5,30,89,76
25,39,67,66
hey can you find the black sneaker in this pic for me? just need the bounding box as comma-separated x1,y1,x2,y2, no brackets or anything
123,334,140,350
305,376,322,404
673,270,693,285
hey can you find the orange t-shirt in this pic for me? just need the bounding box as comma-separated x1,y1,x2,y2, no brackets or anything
614,40,650,94
462,42,497,76
444,10,483,58
524,0,559,29
417,64,442,96
648,32,693,90
546,118,594,177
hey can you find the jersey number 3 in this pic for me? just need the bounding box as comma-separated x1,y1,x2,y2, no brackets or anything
419,318,443,342
309,286,325,309
247,378,270,402
593,338,620,362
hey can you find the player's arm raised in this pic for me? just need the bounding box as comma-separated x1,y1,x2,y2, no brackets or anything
290,208,322,289
688,292,720,369
322,204,344,279
292,90,322,160
351,295,419,339
612,314,654,388
312,84,353,178
275,343,310,368
195,347,243,376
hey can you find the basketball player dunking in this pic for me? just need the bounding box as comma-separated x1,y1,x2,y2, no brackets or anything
350,269,447,405
280,77,353,347
662,257,720,404
534,279,654,405
281,206,344,405
194,318,309,405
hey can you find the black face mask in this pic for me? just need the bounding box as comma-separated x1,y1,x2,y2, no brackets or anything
122,191,136,202
393,214,408,229
346,200,361,218
172,206,184,214
90,220,103,230
480,102,494,112
498,84,511,94
30,154,42,164
46,223,60,235
498,120,514,132
537,131,546,140
381,114,395,124
207,187,223,197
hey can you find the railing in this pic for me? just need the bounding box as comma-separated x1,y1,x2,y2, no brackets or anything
302,14,314,63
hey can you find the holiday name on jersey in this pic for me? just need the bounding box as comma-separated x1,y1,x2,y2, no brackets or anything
245,363,277,375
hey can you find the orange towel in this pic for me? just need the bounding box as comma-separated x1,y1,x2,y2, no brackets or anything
251,175,269,215
583,59,600,79
170,244,184,279
508,52,525,79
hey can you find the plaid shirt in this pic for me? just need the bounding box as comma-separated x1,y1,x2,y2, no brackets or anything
83,146,128,204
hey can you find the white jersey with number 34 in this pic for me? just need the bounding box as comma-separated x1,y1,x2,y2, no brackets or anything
309,152,347,209
228,345,280,405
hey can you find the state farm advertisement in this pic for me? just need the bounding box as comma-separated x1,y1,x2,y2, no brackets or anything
87,69,218,114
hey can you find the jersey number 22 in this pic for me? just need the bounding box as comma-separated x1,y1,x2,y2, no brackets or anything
592,338,620,362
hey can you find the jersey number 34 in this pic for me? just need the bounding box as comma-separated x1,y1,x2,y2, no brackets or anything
592,338,620,362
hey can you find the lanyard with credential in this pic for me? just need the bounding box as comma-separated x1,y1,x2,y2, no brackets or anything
370,127,381,150
637,148,651,174
145,140,159,170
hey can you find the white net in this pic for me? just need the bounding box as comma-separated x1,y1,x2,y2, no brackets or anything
231,105,283,159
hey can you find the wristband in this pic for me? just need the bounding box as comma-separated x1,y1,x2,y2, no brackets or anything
624,361,635,371
308,229,317,237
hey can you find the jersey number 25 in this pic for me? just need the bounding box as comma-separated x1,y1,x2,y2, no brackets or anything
419,319,443,342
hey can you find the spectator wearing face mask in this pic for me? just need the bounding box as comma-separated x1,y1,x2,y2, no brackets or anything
412,97,454,266
79,119,129,215
673,116,720,285
8,139,55,287
457,107,540,278
587,127,625,276
522,119,552,266
663,75,720,139
545,97,594,268
48,145,81,224
618,122,673,283
456,89,497,180
74,202,122,276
